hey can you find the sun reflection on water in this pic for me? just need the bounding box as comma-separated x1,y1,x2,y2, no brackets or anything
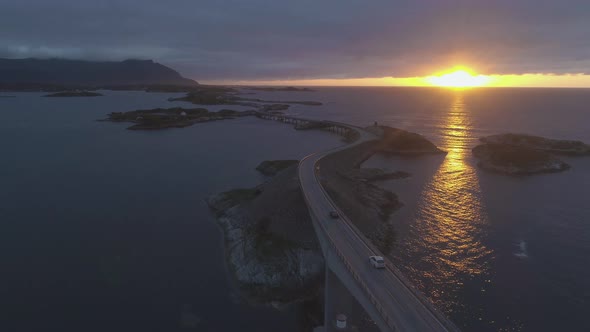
401,92,493,314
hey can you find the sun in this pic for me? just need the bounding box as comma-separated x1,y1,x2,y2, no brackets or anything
426,68,491,88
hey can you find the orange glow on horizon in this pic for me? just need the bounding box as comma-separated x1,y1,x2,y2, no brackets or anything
203,73,590,88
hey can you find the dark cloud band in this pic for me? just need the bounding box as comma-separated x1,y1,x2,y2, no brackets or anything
1,0,589,80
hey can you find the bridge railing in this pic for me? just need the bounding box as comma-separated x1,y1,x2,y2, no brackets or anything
299,154,398,331
311,156,460,332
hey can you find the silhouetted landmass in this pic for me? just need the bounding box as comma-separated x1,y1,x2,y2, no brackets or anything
472,143,570,175
144,85,206,93
44,91,103,97
239,97,323,106
0,58,197,91
246,87,314,92
481,133,590,156
367,126,446,154
170,89,321,111
169,87,236,105
318,141,403,253
207,161,324,304
106,107,256,130
166,84,323,121
260,104,291,112
472,133,590,175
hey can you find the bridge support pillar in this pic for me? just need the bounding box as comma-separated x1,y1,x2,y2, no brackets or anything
310,214,391,332
324,261,355,331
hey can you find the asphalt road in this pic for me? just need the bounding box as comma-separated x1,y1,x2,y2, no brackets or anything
299,124,460,332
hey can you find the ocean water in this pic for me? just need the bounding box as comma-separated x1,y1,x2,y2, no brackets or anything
264,87,590,331
0,91,342,331
2,87,589,331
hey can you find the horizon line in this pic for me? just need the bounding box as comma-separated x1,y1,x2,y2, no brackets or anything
201,73,590,89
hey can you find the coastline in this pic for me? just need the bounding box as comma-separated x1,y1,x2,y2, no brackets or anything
204,115,445,309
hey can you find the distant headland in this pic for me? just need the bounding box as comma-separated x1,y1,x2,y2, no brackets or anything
0,58,198,91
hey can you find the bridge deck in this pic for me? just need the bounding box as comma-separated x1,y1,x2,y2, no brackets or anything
299,123,460,332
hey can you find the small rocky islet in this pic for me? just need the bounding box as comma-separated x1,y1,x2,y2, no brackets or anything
102,85,324,130
168,86,322,108
369,126,446,155
44,91,103,97
472,133,590,175
106,107,257,130
245,86,314,92
480,133,590,155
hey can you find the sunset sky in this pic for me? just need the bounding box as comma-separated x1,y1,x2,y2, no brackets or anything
2,0,590,87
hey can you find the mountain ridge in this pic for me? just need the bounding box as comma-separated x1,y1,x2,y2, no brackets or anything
0,58,198,90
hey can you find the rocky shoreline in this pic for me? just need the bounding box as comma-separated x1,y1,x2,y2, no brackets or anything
313,125,443,253
206,125,443,306
481,133,590,156
472,133,590,175
367,126,447,155
207,162,324,303
318,140,403,253
472,143,571,175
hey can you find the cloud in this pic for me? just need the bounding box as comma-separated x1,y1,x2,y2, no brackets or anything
1,0,589,80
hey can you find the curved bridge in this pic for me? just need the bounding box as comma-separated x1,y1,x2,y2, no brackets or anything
298,123,460,332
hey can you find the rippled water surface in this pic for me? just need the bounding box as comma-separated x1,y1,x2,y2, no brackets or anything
269,87,590,331
2,88,590,331
0,91,342,332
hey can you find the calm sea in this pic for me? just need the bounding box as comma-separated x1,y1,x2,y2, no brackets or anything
1,87,589,331
270,87,590,331
0,91,342,331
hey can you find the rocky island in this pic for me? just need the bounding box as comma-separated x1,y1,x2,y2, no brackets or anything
246,86,314,92
168,87,322,111
207,161,324,303
367,126,446,155
472,133,590,175
238,97,323,106
168,86,238,105
316,125,443,253
105,107,256,130
481,133,590,156
44,91,103,97
472,143,570,175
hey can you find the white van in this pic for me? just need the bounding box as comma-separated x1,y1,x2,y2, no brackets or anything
369,256,385,269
